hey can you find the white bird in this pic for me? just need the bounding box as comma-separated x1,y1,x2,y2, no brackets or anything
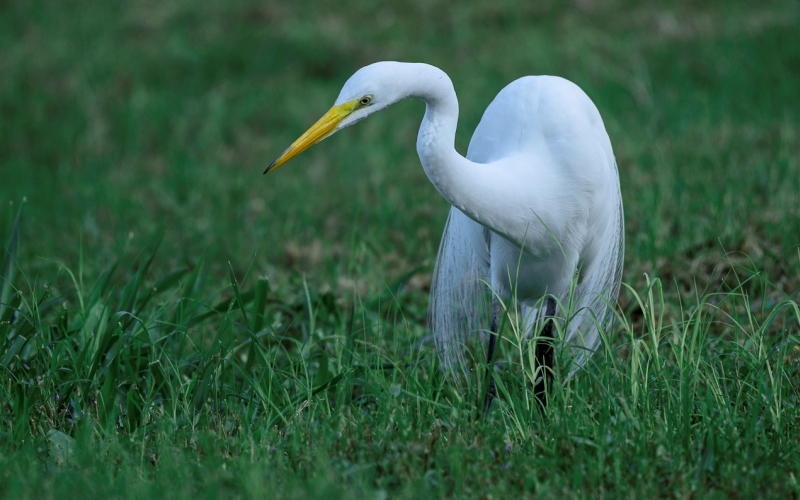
266,61,624,414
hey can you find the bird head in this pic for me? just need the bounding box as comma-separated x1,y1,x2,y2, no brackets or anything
265,62,410,173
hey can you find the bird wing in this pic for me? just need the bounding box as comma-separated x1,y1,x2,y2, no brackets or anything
563,159,624,376
469,76,624,375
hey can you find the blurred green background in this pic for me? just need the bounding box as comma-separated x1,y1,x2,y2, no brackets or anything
3,0,799,295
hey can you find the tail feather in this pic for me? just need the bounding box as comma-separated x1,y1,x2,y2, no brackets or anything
429,207,489,379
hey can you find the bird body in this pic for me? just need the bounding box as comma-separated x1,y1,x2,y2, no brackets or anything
267,61,623,382
464,75,617,297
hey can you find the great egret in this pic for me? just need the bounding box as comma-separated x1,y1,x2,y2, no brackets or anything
266,62,624,414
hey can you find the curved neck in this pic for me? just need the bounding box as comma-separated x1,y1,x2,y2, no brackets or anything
413,67,461,185
406,64,495,227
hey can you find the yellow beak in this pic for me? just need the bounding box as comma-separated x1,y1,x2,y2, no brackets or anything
264,99,361,174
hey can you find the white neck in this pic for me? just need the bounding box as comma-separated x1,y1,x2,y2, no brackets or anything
404,64,502,232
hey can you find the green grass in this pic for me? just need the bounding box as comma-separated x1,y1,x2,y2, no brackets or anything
2,0,800,497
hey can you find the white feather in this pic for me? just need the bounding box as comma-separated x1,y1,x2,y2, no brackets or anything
429,207,489,378
427,71,624,378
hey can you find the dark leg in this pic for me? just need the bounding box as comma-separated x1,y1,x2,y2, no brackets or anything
482,298,500,418
534,297,557,407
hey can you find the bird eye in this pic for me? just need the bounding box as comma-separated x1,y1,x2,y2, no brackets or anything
360,95,373,105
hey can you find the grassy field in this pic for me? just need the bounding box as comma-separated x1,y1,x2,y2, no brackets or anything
2,0,800,497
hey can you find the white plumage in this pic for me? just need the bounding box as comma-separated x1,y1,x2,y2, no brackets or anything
267,61,624,387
